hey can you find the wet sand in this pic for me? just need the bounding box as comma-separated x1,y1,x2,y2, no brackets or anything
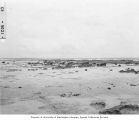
0,59,139,114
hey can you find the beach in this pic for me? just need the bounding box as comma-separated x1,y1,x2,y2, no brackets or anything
0,58,139,114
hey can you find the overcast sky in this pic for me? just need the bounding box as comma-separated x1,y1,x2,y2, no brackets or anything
0,0,139,58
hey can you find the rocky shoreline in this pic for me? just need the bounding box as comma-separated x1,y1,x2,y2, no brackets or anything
0,58,139,114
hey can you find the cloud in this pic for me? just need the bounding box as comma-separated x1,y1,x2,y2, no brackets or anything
0,0,139,58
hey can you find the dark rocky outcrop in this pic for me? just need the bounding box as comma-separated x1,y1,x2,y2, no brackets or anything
99,104,139,114
97,63,106,67
119,68,139,74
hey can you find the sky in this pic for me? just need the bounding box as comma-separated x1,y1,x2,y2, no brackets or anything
0,0,139,58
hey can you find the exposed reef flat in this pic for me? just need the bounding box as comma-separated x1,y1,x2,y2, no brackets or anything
0,58,139,114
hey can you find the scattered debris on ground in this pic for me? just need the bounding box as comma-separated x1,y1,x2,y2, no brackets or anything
60,92,80,97
90,102,106,109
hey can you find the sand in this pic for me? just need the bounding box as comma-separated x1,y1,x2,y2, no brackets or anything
0,59,139,114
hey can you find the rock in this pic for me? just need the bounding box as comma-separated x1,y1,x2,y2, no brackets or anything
90,102,106,109
2,61,5,64
119,68,139,74
118,64,121,67
78,61,92,68
130,84,137,86
72,93,80,96
60,92,80,97
97,63,106,67
28,68,38,71
107,87,111,90
60,92,72,97
4,86,10,88
60,94,66,97
99,104,139,114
